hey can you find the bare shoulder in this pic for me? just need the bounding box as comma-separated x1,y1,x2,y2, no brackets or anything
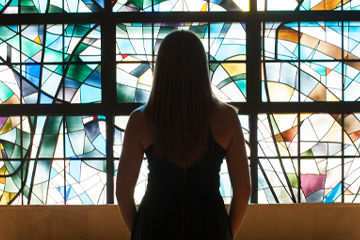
127,106,146,130
126,106,153,150
212,101,240,129
210,101,240,150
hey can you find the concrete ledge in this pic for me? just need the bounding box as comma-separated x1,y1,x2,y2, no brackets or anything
1,204,359,240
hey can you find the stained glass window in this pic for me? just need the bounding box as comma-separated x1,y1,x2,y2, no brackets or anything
0,115,106,204
1,1,360,206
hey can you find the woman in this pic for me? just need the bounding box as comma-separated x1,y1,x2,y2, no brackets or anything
116,30,250,240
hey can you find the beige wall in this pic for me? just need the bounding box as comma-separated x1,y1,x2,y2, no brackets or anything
1,204,360,240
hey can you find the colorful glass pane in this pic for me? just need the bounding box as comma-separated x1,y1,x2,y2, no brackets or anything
262,21,360,102
257,112,358,203
0,115,106,205
0,24,101,104
116,22,246,103
113,0,249,12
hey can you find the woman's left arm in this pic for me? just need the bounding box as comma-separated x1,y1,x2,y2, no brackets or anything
116,111,145,234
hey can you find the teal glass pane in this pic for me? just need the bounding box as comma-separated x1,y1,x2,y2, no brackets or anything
0,0,18,14
20,24,62,63
116,23,153,62
113,0,249,12
344,22,360,58
64,64,102,103
0,116,26,160
116,63,152,103
209,22,246,61
0,25,20,63
64,116,106,158
19,24,101,63
64,24,101,63
20,0,104,13
344,22,360,101
0,65,20,104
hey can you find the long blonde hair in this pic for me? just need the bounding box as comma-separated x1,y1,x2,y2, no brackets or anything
145,30,215,168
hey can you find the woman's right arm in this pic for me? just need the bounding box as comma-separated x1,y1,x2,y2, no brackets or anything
225,109,251,238
116,110,145,233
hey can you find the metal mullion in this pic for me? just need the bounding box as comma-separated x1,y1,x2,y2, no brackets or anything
297,21,301,203
21,114,24,205
103,0,116,204
62,20,66,205
341,20,345,203
247,11,261,203
63,116,66,205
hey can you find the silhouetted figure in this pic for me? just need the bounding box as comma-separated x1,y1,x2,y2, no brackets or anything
116,30,250,240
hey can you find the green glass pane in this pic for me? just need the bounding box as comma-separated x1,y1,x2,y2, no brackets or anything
39,134,57,158
66,65,93,83
44,116,62,134
117,83,136,102
66,116,84,132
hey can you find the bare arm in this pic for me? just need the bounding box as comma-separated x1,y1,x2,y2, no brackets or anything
116,111,145,234
226,110,251,238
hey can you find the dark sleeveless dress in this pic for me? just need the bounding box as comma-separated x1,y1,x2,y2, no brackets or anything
131,135,233,240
